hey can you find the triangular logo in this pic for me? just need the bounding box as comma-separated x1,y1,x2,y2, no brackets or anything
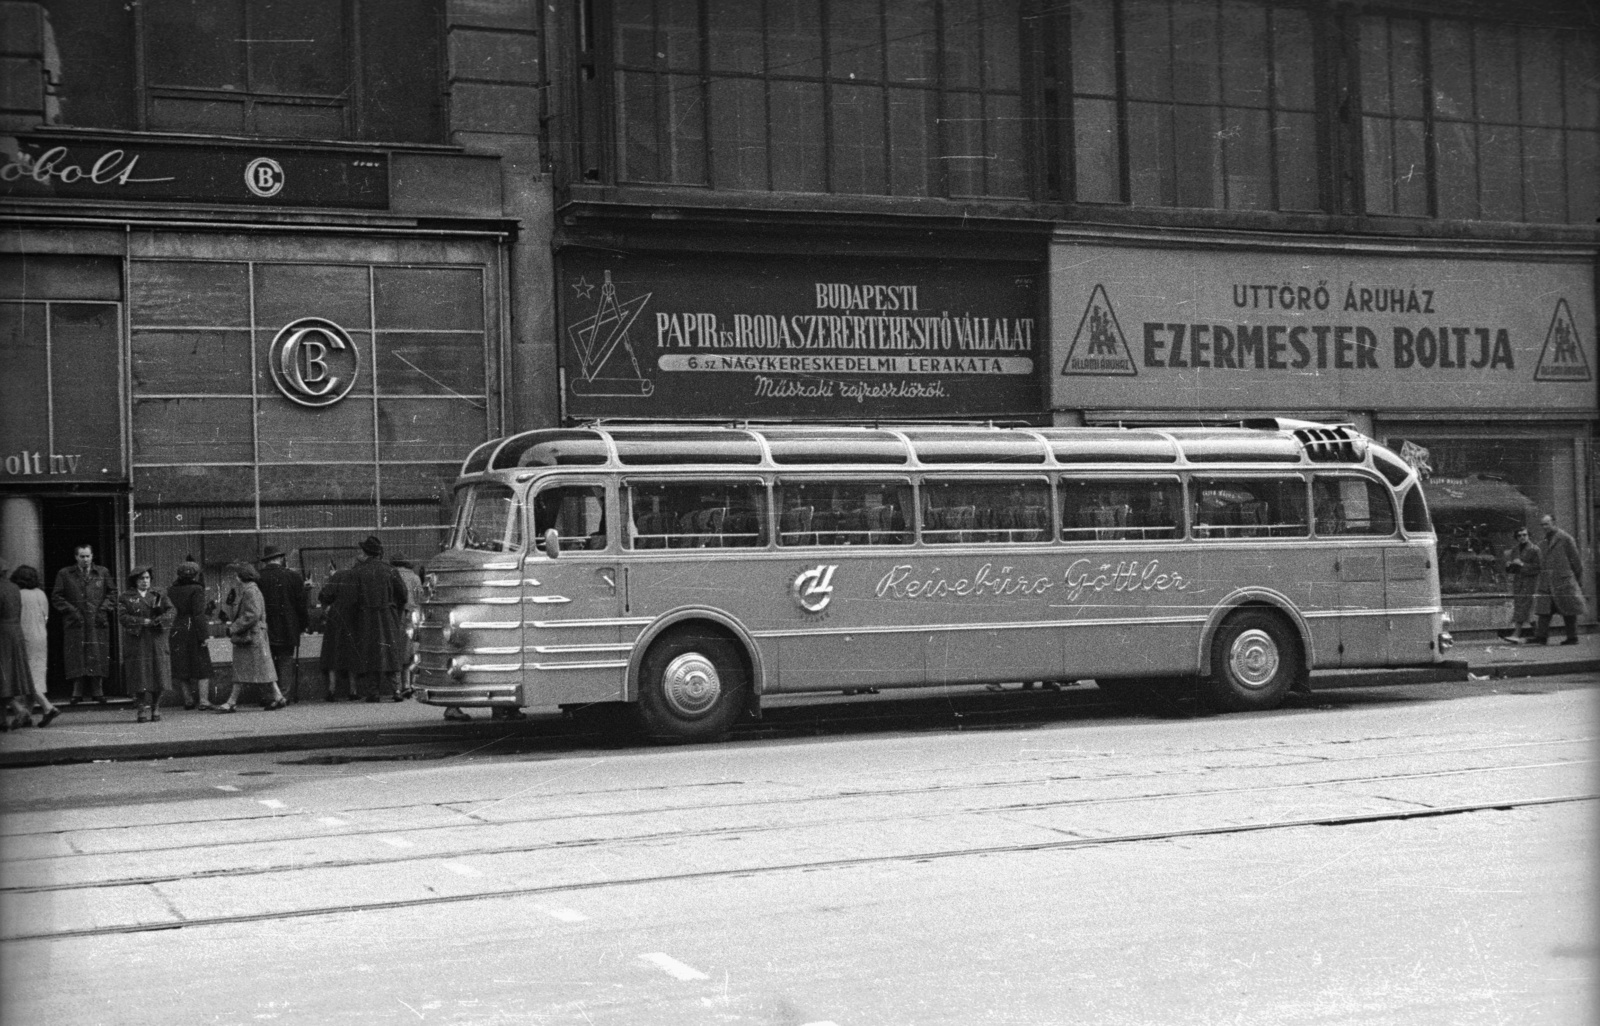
1060,284,1136,376
1534,298,1592,382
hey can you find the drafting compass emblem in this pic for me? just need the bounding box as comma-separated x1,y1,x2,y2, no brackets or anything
567,271,654,397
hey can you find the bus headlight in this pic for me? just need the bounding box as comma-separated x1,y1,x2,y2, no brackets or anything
1439,612,1454,651
448,656,468,680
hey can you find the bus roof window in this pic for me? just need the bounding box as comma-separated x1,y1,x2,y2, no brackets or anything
512,430,611,468
904,430,1047,465
1041,430,1178,464
767,429,909,465
1371,447,1414,488
1179,436,1303,463
611,429,764,466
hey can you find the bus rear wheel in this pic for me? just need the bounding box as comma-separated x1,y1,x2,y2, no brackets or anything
637,630,748,744
1203,610,1300,712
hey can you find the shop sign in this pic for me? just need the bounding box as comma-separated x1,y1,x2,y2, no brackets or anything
560,252,1041,420
1049,242,1596,412
268,318,360,407
0,135,387,208
1,450,85,478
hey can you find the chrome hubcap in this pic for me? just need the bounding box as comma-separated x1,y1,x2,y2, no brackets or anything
1228,629,1280,689
661,652,721,717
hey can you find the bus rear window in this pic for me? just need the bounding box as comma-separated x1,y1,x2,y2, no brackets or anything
778,480,912,546
1313,476,1396,536
1191,477,1308,539
1402,484,1433,534
451,483,524,552
921,479,1050,544
626,480,768,549
1060,478,1182,541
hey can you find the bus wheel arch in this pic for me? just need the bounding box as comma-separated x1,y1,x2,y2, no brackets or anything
632,618,757,744
1201,605,1307,712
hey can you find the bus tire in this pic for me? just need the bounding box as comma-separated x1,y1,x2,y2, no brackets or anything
1203,610,1300,712
636,630,748,744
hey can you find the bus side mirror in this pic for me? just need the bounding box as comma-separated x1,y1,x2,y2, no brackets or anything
543,528,561,560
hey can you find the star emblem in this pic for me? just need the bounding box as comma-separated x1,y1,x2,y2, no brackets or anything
572,276,595,300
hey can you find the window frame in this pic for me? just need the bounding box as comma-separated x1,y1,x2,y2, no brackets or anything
916,474,1054,546
1056,473,1187,544
774,475,917,548
1186,472,1311,542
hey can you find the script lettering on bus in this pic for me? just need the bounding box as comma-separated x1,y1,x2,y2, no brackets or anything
1061,559,1202,602
875,563,1057,601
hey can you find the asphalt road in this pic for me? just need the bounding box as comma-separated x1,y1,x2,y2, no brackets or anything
2,674,1594,1026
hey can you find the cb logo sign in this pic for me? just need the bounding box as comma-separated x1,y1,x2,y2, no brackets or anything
244,157,285,198
269,317,359,408
792,564,838,613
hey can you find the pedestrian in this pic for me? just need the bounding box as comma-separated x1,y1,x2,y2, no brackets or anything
50,543,115,704
391,556,423,700
168,561,214,709
118,565,176,723
1498,527,1542,644
218,562,286,712
1533,513,1588,646
9,565,60,726
1,559,41,730
258,545,308,702
317,564,357,701
344,536,409,702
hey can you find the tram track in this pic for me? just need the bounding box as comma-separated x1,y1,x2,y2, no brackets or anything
4,792,1590,944
1,748,1590,895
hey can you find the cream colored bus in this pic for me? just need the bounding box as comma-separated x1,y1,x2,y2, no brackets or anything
415,420,1449,742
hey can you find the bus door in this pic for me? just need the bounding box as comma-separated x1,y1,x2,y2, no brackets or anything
528,480,625,704
1315,475,1396,666
1384,545,1436,664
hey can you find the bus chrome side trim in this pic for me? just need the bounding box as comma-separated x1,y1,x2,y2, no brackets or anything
529,660,631,671
454,662,524,672
466,646,523,656
526,595,572,604
750,614,1208,640
528,617,655,629
479,579,523,588
1301,606,1442,619
528,643,634,654
479,597,521,605
460,620,522,629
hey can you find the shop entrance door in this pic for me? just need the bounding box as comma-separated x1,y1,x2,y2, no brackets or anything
39,496,122,698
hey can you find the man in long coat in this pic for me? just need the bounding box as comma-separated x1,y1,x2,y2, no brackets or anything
346,536,409,702
258,545,308,702
51,544,116,703
1534,513,1588,645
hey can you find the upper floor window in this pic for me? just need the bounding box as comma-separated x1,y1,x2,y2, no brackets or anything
606,0,1027,198
1360,14,1599,225
1066,0,1322,212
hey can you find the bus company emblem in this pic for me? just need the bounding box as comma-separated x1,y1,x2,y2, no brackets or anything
244,156,285,198
792,564,838,613
269,317,360,408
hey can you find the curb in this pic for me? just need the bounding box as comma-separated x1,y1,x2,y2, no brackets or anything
2,658,1594,769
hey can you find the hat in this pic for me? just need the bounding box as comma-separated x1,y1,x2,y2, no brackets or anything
359,535,384,557
127,564,153,584
228,561,260,582
260,544,288,562
176,561,201,580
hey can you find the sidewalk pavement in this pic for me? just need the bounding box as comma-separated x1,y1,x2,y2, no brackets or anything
2,632,1595,768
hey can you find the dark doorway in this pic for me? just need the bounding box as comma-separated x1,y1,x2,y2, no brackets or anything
39,495,123,698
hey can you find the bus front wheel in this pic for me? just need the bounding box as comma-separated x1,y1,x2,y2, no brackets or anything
1204,611,1301,712
637,630,748,744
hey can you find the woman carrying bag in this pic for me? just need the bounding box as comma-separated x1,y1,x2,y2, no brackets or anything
218,563,286,712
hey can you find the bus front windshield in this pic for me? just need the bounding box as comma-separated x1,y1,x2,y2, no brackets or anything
451,483,525,553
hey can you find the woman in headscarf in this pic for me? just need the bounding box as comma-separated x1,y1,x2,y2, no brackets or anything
118,565,176,723
168,561,214,709
9,565,60,726
219,562,286,712
1,559,40,730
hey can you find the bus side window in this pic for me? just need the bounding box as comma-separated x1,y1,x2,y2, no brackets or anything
777,480,912,546
1191,477,1309,539
625,480,769,549
1059,479,1182,542
534,485,607,551
1313,476,1396,536
922,479,1050,545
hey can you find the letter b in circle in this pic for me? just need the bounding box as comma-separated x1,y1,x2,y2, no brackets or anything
244,157,285,198
269,317,359,407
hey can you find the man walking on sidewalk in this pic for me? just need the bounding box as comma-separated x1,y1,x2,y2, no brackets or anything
1533,513,1588,646
258,546,308,702
346,536,409,702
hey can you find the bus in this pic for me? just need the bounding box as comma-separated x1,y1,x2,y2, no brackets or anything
414,420,1450,742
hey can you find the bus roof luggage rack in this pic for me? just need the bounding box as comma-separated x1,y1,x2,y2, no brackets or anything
1293,425,1365,463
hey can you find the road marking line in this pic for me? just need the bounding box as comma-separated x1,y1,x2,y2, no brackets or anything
259,799,286,809
214,785,240,792
317,817,347,827
441,861,484,878
377,836,415,848
543,907,588,922
640,952,709,981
